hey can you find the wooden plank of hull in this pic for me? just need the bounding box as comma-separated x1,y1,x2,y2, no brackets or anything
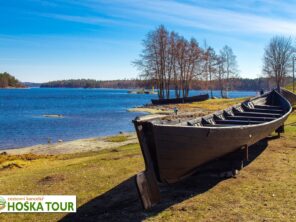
225,116,277,121
233,111,281,118
243,107,283,114
254,104,282,109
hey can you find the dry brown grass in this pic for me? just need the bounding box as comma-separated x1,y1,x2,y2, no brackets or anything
133,97,246,116
187,97,246,111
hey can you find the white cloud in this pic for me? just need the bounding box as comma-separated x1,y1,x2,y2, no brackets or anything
33,0,296,35
38,12,146,28
64,0,296,35
115,0,296,35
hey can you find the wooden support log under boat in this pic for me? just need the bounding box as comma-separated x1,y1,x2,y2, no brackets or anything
275,125,285,137
243,145,249,161
135,171,160,210
134,115,162,209
134,89,296,209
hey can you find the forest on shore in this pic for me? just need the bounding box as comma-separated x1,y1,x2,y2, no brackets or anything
0,72,25,88
40,77,290,91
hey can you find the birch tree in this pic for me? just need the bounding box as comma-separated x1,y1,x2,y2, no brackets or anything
220,45,239,97
263,36,294,91
134,25,169,99
203,47,218,98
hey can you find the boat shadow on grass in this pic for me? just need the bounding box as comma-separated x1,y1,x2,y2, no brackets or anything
60,139,270,222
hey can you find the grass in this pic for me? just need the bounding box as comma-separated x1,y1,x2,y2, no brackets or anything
132,97,246,116
0,98,296,221
285,83,296,92
104,135,129,143
0,143,142,221
187,97,246,111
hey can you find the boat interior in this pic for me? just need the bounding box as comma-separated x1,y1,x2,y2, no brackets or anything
152,91,289,128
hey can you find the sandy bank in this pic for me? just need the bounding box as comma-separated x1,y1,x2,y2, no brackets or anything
128,107,173,114
1,132,138,155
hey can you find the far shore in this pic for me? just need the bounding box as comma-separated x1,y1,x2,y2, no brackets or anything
0,87,27,89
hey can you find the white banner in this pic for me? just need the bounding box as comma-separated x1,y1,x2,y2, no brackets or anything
0,195,76,213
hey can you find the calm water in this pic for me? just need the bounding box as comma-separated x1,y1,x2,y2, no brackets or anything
0,88,257,149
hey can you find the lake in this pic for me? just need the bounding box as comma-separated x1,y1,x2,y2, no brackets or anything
0,88,257,149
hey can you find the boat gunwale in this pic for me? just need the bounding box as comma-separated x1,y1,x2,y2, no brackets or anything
152,90,292,130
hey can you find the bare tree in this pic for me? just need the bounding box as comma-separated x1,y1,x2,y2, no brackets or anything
135,25,239,99
184,38,202,97
166,31,178,98
263,36,294,91
173,37,202,97
134,25,170,99
174,36,187,97
170,32,181,98
216,56,226,97
220,45,239,97
203,47,218,98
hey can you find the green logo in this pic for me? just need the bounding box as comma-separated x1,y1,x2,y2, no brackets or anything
0,197,6,210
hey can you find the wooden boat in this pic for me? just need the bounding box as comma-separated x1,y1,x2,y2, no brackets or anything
133,89,296,209
151,93,209,105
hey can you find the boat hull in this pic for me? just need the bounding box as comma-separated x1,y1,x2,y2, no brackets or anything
151,94,209,105
152,115,288,183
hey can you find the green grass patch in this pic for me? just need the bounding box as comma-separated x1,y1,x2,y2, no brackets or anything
104,135,129,142
285,83,296,92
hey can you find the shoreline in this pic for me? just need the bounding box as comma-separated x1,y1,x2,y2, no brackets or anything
1,132,138,155
1,97,247,156
128,106,173,114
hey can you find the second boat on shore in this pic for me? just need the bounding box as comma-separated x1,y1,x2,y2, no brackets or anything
151,93,209,105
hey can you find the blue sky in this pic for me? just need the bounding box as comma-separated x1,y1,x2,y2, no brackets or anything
0,0,295,82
